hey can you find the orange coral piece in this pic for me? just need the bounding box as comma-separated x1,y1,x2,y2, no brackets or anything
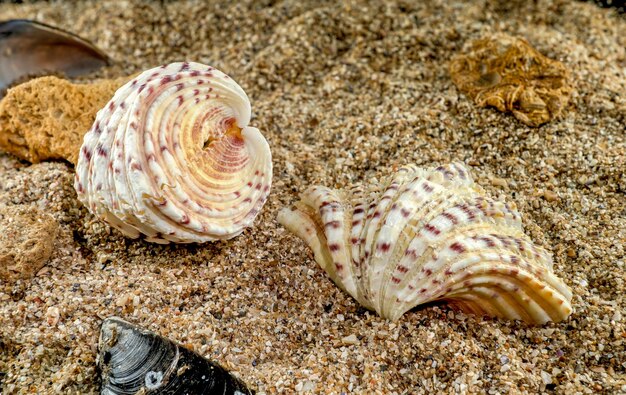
450,34,573,127
0,75,128,164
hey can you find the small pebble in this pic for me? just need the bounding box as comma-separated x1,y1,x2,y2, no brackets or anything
46,306,60,326
612,311,621,322
341,334,359,345
491,177,508,188
540,370,553,385
567,248,577,258
543,190,559,202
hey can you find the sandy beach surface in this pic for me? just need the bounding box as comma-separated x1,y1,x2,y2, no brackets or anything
0,0,624,393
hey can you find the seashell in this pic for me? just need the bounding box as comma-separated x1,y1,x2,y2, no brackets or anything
98,317,254,394
74,62,272,243
278,163,573,324
0,19,109,97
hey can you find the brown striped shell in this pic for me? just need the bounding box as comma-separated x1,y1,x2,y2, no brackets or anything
75,62,272,243
278,163,573,324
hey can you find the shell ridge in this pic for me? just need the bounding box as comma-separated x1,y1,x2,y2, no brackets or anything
301,187,358,297
390,220,542,315
374,166,481,312
277,202,346,292
349,197,372,306
362,167,419,311
379,189,478,316
372,173,434,313
400,260,571,323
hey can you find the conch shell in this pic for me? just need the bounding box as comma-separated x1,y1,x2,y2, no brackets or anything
75,62,272,243
278,163,573,324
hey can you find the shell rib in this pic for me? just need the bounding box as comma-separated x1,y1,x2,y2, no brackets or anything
74,62,272,243
278,163,573,324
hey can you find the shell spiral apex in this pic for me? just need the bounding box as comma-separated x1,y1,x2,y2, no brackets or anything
74,62,272,243
278,162,573,324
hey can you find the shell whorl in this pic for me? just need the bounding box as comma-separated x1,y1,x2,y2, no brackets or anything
278,163,573,324
75,62,272,243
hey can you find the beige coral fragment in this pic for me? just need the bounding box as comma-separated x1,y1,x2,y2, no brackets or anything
0,75,129,164
0,205,59,285
450,34,573,127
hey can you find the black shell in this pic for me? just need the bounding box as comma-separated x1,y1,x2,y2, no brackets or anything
0,19,109,96
97,317,254,395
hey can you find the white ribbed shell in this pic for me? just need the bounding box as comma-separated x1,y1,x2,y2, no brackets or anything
75,62,271,243
278,163,573,324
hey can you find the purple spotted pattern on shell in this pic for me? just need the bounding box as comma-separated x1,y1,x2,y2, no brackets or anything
75,62,272,243
278,163,573,324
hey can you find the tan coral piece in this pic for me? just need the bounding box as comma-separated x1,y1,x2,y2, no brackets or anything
0,205,59,284
278,163,573,324
0,75,129,164
449,34,573,126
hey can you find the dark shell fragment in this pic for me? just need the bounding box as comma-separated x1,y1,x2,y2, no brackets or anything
97,317,254,395
0,19,109,96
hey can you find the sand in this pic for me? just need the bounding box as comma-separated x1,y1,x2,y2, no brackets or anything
0,0,624,393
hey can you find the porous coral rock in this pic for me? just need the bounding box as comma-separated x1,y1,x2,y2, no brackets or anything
450,34,573,126
0,75,128,164
0,205,59,284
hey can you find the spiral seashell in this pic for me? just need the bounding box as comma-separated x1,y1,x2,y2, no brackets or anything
278,163,573,324
97,317,254,394
74,62,272,243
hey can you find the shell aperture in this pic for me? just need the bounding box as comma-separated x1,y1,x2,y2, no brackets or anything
278,163,573,324
75,62,272,243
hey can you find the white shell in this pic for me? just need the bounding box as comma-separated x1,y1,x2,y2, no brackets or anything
278,163,573,324
75,62,272,243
